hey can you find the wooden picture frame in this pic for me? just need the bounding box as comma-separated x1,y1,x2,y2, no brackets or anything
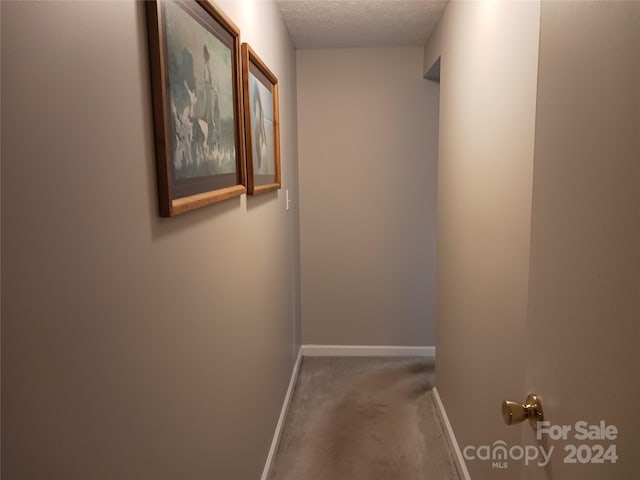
146,0,246,217
241,43,282,195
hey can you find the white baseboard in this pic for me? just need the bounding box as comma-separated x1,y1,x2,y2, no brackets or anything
432,387,471,480
301,344,436,358
260,348,303,480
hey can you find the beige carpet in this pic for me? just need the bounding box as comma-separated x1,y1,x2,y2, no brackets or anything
268,357,463,480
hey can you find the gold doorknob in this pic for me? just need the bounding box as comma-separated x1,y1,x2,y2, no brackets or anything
502,394,544,429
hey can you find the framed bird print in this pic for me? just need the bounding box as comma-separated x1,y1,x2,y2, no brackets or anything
146,0,246,216
241,43,281,195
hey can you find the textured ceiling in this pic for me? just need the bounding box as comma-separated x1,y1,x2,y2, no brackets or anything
276,0,448,49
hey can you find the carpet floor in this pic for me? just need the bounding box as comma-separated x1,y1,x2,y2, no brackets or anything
268,357,463,480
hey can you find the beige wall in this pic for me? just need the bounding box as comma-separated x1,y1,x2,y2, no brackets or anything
1,1,299,479
297,47,439,346
425,2,541,478
523,2,640,477
429,1,640,479
0,2,3,475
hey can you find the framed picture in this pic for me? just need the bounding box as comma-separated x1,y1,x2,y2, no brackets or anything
241,43,282,195
146,0,246,217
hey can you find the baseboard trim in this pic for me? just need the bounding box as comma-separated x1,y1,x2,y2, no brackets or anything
301,344,436,358
260,348,303,480
432,387,472,480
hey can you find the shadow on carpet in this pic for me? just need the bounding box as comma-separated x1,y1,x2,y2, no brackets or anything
268,357,462,480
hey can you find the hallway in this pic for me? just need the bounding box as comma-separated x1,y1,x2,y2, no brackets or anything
2,1,639,479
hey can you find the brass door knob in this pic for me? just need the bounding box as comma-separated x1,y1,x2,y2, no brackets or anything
502,394,544,428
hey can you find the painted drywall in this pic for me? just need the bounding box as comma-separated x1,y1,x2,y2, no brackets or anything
522,2,640,477
0,3,3,475
297,47,439,346
424,2,541,478
1,1,299,478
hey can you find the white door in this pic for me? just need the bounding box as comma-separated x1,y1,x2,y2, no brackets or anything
520,2,640,478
